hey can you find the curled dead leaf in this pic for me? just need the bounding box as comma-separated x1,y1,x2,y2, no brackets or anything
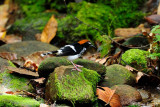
23,51,54,71
6,66,39,77
41,15,58,43
0,52,17,60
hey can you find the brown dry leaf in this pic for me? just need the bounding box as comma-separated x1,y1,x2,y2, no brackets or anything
30,77,46,84
6,66,39,77
98,57,108,65
3,34,22,43
158,2,160,15
114,24,150,37
0,4,9,28
23,51,54,71
0,27,6,39
110,94,122,107
96,86,121,107
136,72,144,83
144,15,160,24
41,15,58,43
0,52,17,60
125,65,139,72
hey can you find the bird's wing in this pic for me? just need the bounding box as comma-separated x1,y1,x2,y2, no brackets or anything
57,45,77,56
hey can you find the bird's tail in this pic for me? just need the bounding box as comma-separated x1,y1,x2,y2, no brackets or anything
41,51,58,57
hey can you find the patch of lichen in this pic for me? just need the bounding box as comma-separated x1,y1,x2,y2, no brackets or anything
52,66,100,104
0,95,40,107
121,49,149,71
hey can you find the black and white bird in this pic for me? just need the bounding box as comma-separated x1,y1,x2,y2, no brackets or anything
41,39,95,71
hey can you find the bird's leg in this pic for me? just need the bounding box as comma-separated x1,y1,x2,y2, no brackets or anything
75,64,83,68
70,61,82,72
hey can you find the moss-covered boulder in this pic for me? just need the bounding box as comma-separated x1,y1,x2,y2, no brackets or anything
38,57,71,77
121,49,149,72
74,58,106,75
45,65,100,104
0,41,58,58
111,85,142,106
100,64,136,87
0,95,40,107
0,69,34,93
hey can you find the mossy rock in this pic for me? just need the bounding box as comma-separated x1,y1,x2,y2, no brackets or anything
0,69,34,92
121,49,149,72
100,64,136,87
111,85,142,106
38,57,71,77
45,65,100,104
74,58,106,75
0,41,58,58
0,95,40,107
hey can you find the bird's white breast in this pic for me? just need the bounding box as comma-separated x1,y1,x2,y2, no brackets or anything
67,55,79,61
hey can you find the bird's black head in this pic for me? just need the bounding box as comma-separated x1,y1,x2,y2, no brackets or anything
78,40,96,48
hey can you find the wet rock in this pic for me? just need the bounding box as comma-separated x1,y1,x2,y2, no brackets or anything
38,57,71,77
138,89,151,100
45,65,100,104
123,36,149,48
111,85,142,106
74,58,106,75
0,41,58,58
100,64,136,87
0,95,40,107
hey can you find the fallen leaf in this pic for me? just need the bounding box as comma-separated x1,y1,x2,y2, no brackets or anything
23,51,54,71
96,86,122,107
41,15,58,43
3,34,22,43
6,66,39,77
109,94,122,107
30,78,46,84
0,52,17,60
114,24,150,37
0,28,6,39
144,15,160,24
136,72,144,83
125,65,139,72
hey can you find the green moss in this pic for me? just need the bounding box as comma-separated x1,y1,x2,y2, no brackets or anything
121,49,148,71
53,66,100,103
0,95,40,107
0,69,33,91
38,57,71,77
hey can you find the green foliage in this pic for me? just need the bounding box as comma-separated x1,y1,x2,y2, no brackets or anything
57,1,146,55
121,49,148,70
0,95,40,107
148,25,160,59
15,0,46,16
